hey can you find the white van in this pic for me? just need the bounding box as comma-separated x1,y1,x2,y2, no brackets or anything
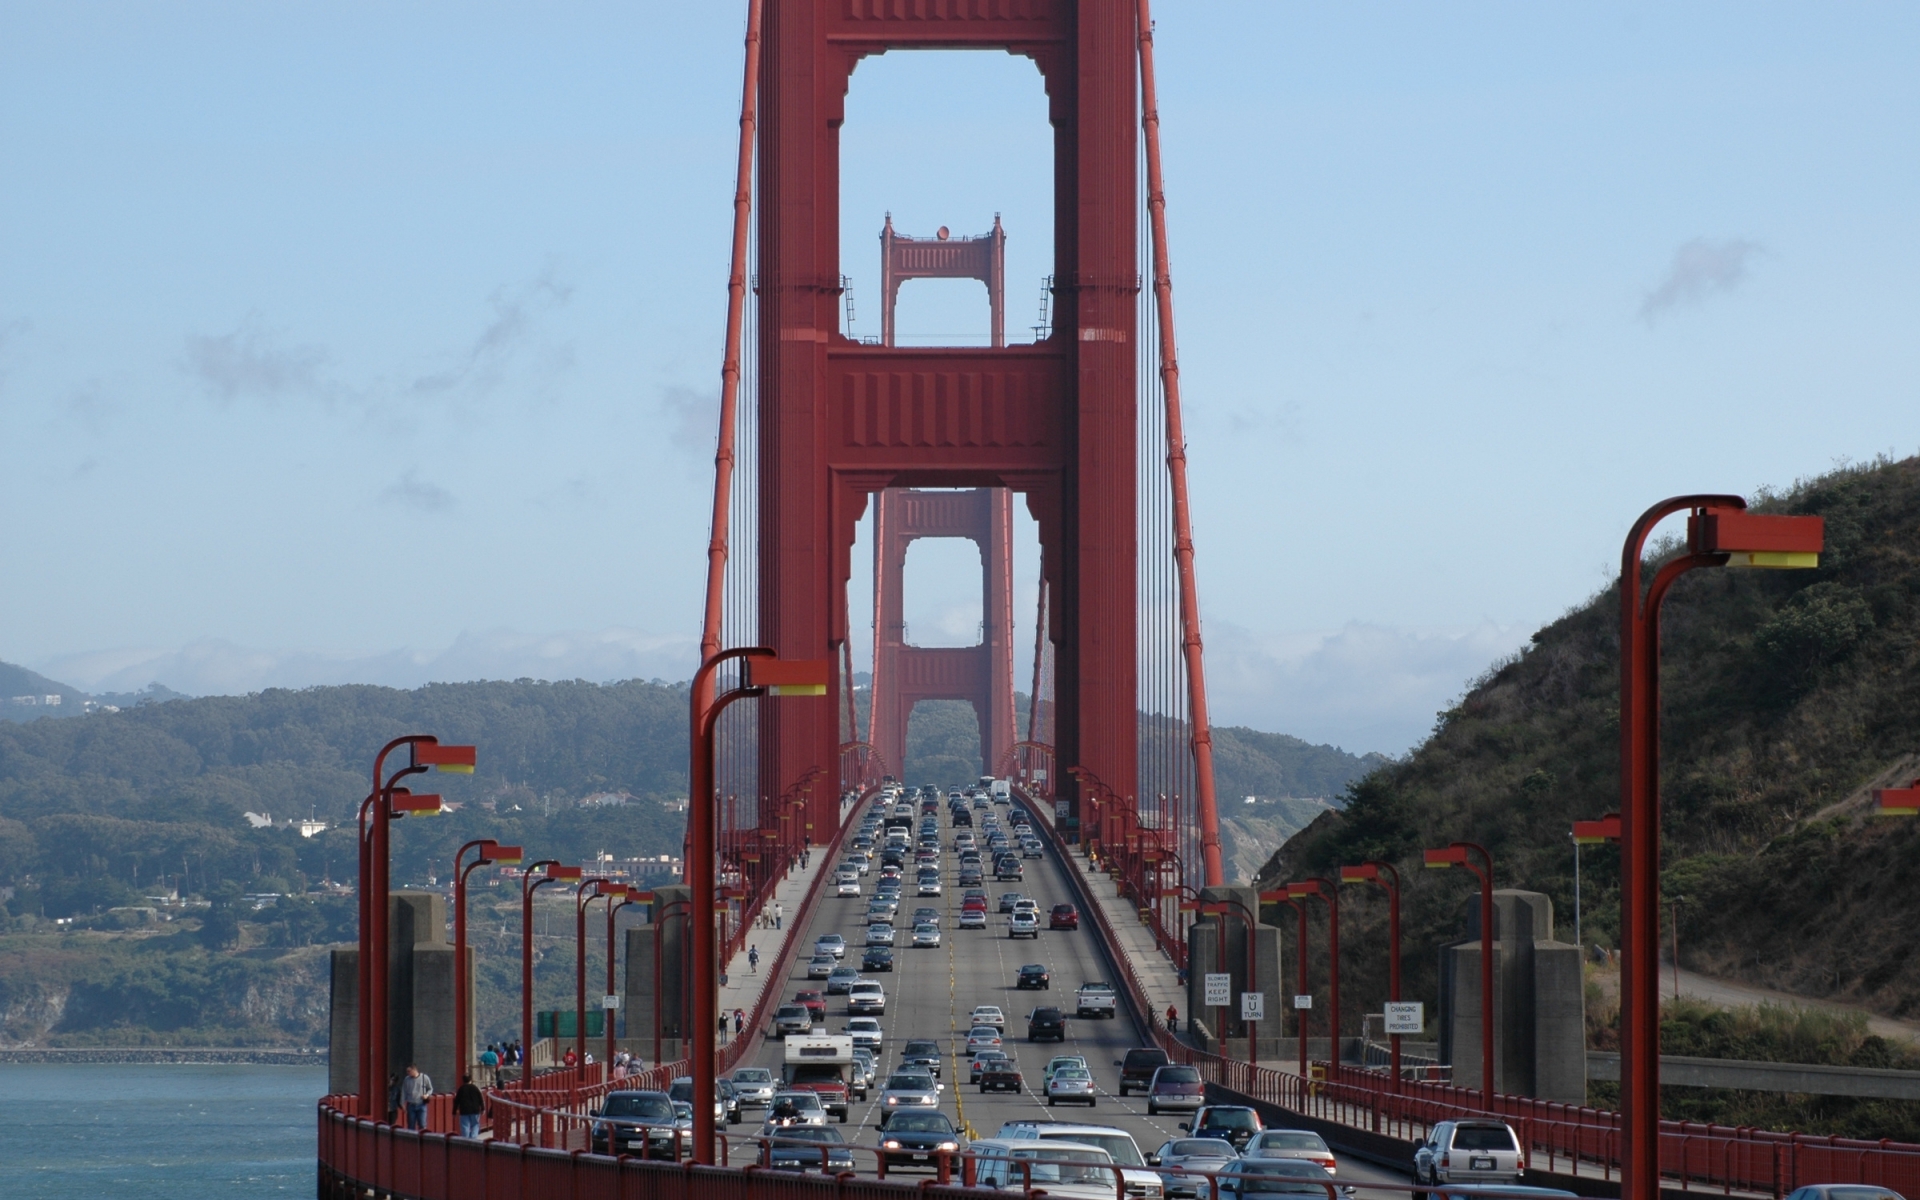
969,1138,1123,1200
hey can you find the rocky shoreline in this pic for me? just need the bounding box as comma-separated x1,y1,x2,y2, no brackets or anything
0,1047,326,1065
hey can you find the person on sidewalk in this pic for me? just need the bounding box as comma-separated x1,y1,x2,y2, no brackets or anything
719,1009,730,1042
400,1064,433,1131
478,1043,500,1086
452,1074,487,1140
734,1008,745,1038
773,902,783,930
748,944,760,973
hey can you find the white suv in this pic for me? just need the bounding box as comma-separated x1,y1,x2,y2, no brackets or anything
1413,1120,1524,1193
995,1123,1165,1200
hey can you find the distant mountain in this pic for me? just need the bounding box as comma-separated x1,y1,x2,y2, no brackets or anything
0,661,190,724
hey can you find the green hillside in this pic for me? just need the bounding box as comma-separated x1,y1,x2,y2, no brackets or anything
1260,455,1920,1035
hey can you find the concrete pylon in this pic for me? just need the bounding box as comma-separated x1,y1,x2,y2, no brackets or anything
1438,889,1585,1102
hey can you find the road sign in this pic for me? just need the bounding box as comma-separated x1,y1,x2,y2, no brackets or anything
1293,994,1313,1010
1384,1001,1423,1034
1241,992,1264,1021
1204,973,1232,1007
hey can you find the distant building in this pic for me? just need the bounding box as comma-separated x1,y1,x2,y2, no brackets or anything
298,819,329,838
243,811,273,829
580,791,634,808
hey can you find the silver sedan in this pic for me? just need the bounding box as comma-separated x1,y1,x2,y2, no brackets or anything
1150,1138,1239,1198
911,922,941,948
1044,1066,1098,1107
878,1071,941,1126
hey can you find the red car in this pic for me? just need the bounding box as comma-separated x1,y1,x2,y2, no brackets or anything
963,896,989,913
793,990,827,1023
1049,904,1079,931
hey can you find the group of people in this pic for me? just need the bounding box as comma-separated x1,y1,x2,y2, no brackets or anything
473,1041,523,1086
609,1049,642,1079
717,1006,747,1040
756,902,785,931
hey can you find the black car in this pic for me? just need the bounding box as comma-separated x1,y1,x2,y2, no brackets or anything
901,1038,943,1078
764,1127,856,1172
952,809,973,827
863,946,895,971
1017,963,1051,990
590,1090,682,1158
1028,1006,1067,1042
880,1110,965,1169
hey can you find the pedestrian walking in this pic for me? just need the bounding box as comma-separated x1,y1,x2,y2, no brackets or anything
773,902,783,930
452,1074,487,1140
734,1008,745,1038
748,944,760,973
478,1043,500,1086
719,1009,730,1042
400,1064,433,1131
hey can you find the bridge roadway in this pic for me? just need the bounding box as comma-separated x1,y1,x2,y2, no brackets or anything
726,791,1406,1195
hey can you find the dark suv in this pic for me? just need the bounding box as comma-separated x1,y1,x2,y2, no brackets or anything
1027,1006,1067,1042
590,1090,681,1158
1116,1047,1172,1096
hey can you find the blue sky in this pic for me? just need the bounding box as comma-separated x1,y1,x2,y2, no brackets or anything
2,3,1915,755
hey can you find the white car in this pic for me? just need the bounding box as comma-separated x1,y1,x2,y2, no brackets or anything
911,922,941,948
848,980,887,1016
846,1017,884,1050
958,908,987,929
917,875,943,896
969,1005,1006,1029
866,923,896,946
837,878,862,897
816,934,846,959
1007,911,1039,939
1013,898,1039,916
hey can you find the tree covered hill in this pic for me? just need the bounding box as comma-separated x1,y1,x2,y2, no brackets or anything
1260,454,1920,1027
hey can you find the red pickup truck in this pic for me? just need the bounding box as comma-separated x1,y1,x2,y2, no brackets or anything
789,1066,850,1121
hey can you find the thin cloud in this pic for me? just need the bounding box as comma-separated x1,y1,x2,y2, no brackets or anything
379,470,455,513
1640,237,1766,322
184,320,334,402
411,265,574,396
660,384,717,454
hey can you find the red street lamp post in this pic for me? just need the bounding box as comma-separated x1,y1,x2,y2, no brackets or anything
1425,842,1495,1109
1287,881,1341,1069
358,736,472,1118
574,878,613,1084
1617,498,1822,1200
604,886,636,1067
1339,862,1403,1090
1196,898,1260,1063
520,860,582,1089
454,839,521,1084
689,648,828,1164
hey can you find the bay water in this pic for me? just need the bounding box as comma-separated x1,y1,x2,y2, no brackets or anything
0,1063,327,1199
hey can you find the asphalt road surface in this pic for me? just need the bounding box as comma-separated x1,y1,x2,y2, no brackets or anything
718,789,1413,1194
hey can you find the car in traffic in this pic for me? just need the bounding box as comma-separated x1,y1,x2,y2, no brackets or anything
966,1025,1004,1053
969,1005,1006,1029
993,1124,1163,1200
1046,1066,1098,1106
999,892,1026,913
767,1089,829,1127
900,1038,943,1078
1412,1120,1524,1191
825,965,861,994
1017,963,1051,989
847,980,887,1015
1043,1055,1088,1084
807,954,837,979
1146,1065,1207,1115
1008,911,1040,938
958,907,987,929
866,923,895,946
878,1070,942,1126
1027,1005,1067,1042
1022,838,1045,859
1149,1138,1240,1199
1187,1105,1263,1151
1242,1129,1333,1174
911,922,941,947
958,865,985,887
1117,1047,1173,1095
729,1067,778,1109
590,1089,682,1158
773,1004,813,1038
978,1057,1024,1094
792,990,827,1024
862,945,895,972
1049,904,1080,930
761,1126,855,1173
879,1110,965,1170
1076,981,1118,1019
836,876,862,897
845,1017,884,1051
912,906,940,925
995,856,1024,881
815,934,846,959
1219,1158,1340,1199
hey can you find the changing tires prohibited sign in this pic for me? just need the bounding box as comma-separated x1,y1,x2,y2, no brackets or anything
1384,1001,1423,1034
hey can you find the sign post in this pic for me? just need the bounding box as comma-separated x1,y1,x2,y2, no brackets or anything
1383,1001,1423,1036
1204,973,1232,1009
1241,992,1264,1021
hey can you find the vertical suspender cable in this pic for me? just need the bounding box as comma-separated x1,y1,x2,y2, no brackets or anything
1137,0,1223,889
697,0,764,698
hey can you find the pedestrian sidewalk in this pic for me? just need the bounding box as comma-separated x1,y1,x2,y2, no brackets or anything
1064,841,1188,1039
